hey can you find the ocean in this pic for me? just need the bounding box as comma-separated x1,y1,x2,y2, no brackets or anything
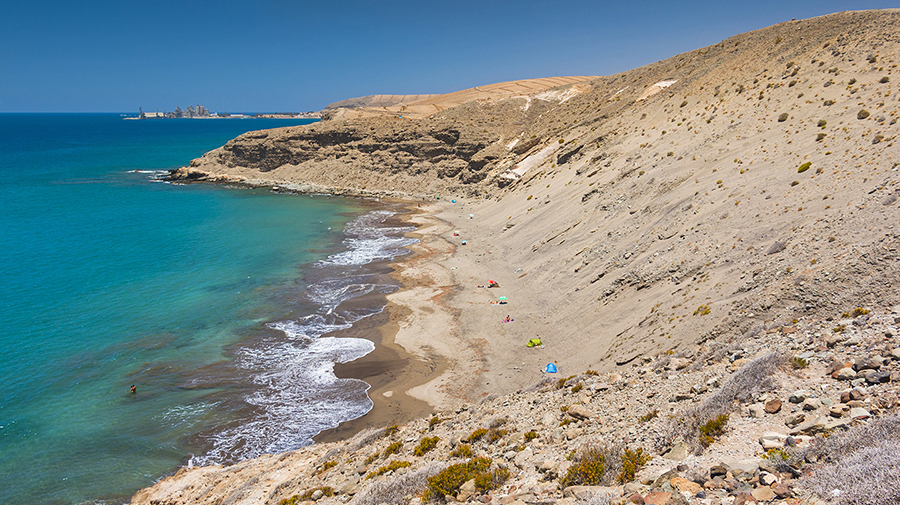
0,114,416,505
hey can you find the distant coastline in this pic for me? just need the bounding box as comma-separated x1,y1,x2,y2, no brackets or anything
124,105,321,120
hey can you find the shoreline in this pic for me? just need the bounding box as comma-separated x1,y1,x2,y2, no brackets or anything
316,202,462,442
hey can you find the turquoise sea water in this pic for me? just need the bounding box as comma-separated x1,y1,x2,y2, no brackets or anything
0,114,414,504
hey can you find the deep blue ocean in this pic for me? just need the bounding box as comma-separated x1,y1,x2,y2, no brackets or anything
0,114,416,505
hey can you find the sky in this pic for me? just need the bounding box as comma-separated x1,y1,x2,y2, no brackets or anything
1,0,898,113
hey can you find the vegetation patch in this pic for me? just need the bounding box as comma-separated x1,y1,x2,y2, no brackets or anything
366,460,412,480
639,409,659,423
383,441,403,457
698,414,729,448
414,436,440,457
423,457,504,502
449,444,473,458
618,448,652,484
842,307,870,318
798,162,812,173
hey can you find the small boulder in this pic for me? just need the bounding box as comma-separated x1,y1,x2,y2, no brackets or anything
663,437,689,461
834,367,857,380
866,370,891,384
456,479,477,502
772,482,793,498
709,465,729,479
670,477,702,495
759,432,787,450
566,405,595,420
748,403,766,418
764,399,782,414
751,486,776,501
789,390,809,403
784,413,806,427
800,398,820,411
849,407,871,419
642,492,671,505
733,491,755,505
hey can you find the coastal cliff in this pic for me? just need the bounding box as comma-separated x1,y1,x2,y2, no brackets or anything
148,10,900,505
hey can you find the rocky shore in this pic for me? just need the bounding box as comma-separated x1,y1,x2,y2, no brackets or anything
132,307,900,505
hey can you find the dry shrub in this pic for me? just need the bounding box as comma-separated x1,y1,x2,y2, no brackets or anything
800,417,900,505
561,443,623,487
799,415,900,465
351,462,446,505
664,354,784,454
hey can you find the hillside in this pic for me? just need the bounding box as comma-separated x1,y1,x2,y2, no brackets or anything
324,94,442,111
151,9,900,505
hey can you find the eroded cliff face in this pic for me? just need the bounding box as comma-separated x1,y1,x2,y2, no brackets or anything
172,97,561,196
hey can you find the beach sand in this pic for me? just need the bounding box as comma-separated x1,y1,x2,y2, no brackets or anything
319,198,560,442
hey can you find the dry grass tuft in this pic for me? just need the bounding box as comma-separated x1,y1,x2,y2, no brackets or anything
799,416,900,504
352,462,446,505
663,353,784,454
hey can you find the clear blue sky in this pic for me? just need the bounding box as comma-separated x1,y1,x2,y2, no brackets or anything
1,1,897,112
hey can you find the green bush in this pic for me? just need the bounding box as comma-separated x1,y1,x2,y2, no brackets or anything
618,448,652,483
366,460,412,480
571,383,583,393
422,458,492,502
465,428,488,443
486,429,508,443
791,357,808,369
474,467,509,492
449,444,473,458
816,133,827,142
384,425,399,437
294,487,335,501
639,409,659,423
798,162,812,173
698,414,729,448
524,430,539,441
429,416,442,429
383,441,403,456
858,110,871,120
318,460,337,474
414,436,439,457
561,447,608,486
365,451,380,465
818,119,827,128
842,307,870,318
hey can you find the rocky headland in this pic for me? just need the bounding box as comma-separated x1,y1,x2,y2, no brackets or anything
147,9,900,505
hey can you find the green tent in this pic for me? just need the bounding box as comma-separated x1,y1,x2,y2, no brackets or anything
526,338,542,348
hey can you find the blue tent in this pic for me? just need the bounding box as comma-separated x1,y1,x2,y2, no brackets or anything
545,363,558,373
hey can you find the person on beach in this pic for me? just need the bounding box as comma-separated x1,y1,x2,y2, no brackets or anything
130,385,136,394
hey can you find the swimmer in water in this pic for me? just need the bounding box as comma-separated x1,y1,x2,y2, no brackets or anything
130,385,136,394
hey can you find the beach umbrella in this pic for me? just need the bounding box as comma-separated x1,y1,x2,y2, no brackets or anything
545,363,558,373
498,296,507,301
488,280,495,284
